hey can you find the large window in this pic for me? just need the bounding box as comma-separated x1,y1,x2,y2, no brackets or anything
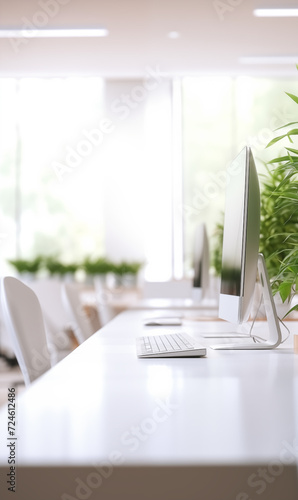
0,75,297,279
0,77,174,280
182,76,298,276
0,78,106,274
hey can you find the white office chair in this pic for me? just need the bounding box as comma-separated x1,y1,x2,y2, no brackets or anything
29,279,75,364
62,282,97,344
1,276,52,385
93,276,116,327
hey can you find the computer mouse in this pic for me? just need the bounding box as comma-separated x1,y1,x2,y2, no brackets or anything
144,317,182,326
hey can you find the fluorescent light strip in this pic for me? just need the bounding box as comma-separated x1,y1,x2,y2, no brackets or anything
239,56,298,65
0,28,109,38
253,8,298,17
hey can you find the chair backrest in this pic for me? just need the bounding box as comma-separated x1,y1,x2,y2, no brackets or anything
61,282,96,344
93,276,116,327
29,279,74,362
1,276,52,385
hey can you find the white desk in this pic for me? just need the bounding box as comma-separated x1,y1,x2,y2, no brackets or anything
0,310,298,500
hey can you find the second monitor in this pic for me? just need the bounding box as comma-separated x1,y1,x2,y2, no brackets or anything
192,222,210,302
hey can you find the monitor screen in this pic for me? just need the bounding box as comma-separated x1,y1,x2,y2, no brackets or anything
219,146,260,324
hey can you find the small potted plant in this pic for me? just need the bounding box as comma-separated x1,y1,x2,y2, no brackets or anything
81,257,115,285
112,260,144,288
44,255,78,281
7,256,43,280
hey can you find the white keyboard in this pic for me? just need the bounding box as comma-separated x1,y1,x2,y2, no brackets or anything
136,332,207,358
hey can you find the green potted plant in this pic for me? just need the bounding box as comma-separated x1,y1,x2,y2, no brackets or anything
112,260,144,288
212,170,298,303
258,165,298,279
44,255,78,281
8,256,43,280
264,88,298,315
82,257,115,285
212,83,298,318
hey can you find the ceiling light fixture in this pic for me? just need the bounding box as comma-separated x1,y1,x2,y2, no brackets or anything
253,8,298,17
0,28,109,38
239,55,298,64
167,31,181,39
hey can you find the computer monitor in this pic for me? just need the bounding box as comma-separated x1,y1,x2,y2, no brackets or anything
213,146,282,350
219,146,259,324
192,223,209,302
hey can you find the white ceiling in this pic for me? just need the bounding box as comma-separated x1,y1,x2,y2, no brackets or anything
0,0,298,78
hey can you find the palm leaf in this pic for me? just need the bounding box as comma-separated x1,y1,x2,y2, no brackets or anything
274,120,298,131
285,92,298,105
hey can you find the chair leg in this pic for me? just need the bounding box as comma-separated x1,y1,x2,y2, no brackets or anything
0,351,18,367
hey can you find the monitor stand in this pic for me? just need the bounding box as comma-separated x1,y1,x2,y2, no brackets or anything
211,254,282,350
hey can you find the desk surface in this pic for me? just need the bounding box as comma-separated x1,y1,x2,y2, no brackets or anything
0,310,298,500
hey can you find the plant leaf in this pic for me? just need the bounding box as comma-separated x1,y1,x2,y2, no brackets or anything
278,191,298,201
266,129,298,148
281,303,298,319
278,281,293,302
285,92,298,105
266,134,288,148
287,128,298,140
274,121,298,131
267,156,293,164
285,147,298,155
